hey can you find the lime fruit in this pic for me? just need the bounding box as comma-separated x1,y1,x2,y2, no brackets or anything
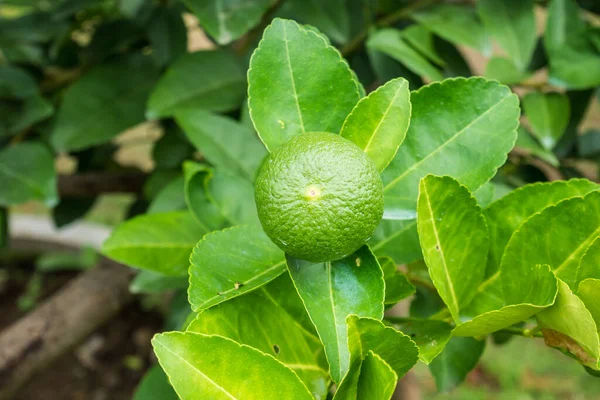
255,132,384,262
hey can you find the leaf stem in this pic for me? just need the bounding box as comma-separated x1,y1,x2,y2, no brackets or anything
498,326,544,338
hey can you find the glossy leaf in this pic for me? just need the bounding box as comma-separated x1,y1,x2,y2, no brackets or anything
188,225,285,311
340,78,410,171
578,279,600,330
379,257,415,306
248,18,361,151
429,337,485,392
51,55,158,151
381,78,519,219
102,211,206,275
389,318,452,364
185,0,273,45
147,50,245,119
485,179,598,277
523,92,570,150
417,175,489,323
0,142,57,207
153,332,314,400
356,352,397,400
366,29,443,82
478,0,536,70
187,274,329,399
538,279,600,369
412,4,491,55
183,162,229,231
577,237,600,285
206,169,260,225
286,246,385,382
176,110,266,181
133,365,178,400
369,219,421,265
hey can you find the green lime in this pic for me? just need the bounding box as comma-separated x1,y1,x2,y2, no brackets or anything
255,132,384,262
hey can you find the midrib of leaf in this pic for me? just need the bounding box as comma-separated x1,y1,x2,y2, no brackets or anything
194,259,286,310
282,22,306,133
363,82,405,154
422,183,460,317
0,160,44,197
383,94,513,193
557,225,600,275
260,287,321,341
286,363,328,373
327,261,342,375
155,340,238,400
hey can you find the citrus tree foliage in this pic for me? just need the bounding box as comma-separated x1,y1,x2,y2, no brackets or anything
1,0,600,398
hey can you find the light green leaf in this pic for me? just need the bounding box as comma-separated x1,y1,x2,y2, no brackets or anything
388,318,452,364
523,91,571,150
248,18,361,151
102,211,205,275
187,273,329,399
0,142,57,207
401,24,445,66
147,50,245,119
545,0,600,89
577,237,600,285
417,175,489,323
152,332,314,400
485,179,598,277
366,29,444,82
286,246,385,383
188,225,285,311
369,219,421,265
478,0,536,70
206,169,260,225
538,279,600,369
130,270,188,294
379,257,415,306
51,55,158,152
428,337,485,392
184,0,273,45
381,78,519,219
176,110,266,181
578,279,600,331
412,4,491,55
485,57,529,85
356,352,397,400
515,126,560,167
147,176,186,214
133,365,178,400
183,162,229,231
340,78,410,172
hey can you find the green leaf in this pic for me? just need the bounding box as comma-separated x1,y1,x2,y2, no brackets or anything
473,181,513,208
286,246,385,383
147,176,186,214
367,29,444,82
51,55,158,152
538,279,600,369
401,25,445,66
485,179,598,277
152,332,314,400
578,129,600,158
147,5,188,68
279,0,350,44
0,65,37,98
578,279,600,332
147,50,245,119
523,91,571,150
206,169,260,225
102,211,206,275
485,57,529,85
515,126,560,167
176,110,267,181
379,257,415,306
388,318,452,364
417,175,489,323
0,142,57,207
130,270,188,294
369,219,421,265
248,18,361,151
356,352,397,400
340,78,410,172
381,78,519,220
184,0,273,45
477,0,536,70
428,337,485,392
183,162,229,231
188,225,285,311
133,365,178,400
577,237,600,285
412,4,491,55
545,0,600,89
187,273,329,399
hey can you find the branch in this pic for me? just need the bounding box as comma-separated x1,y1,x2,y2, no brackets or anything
58,172,147,198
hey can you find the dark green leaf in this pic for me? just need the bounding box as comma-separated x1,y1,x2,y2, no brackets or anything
401,24,445,66
279,0,350,44
389,318,452,364
147,5,188,68
578,129,600,158
379,257,415,306
133,365,178,400
147,176,186,214
52,198,95,228
523,91,570,150
429,337,485,392
152,124,193,169
183,162,229,231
